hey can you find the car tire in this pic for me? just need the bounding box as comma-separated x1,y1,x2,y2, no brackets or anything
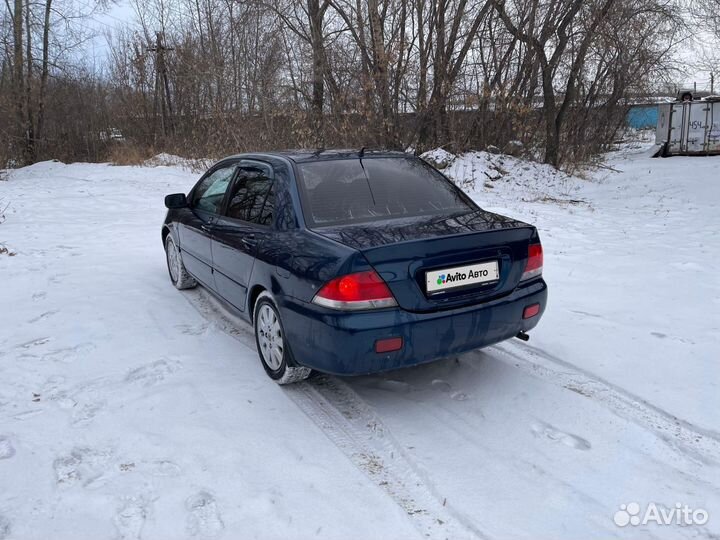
253,292,311,385
165,235,197,290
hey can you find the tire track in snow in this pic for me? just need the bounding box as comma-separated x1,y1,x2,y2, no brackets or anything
488,341,720,466
185,288,486,540
285,376,487,539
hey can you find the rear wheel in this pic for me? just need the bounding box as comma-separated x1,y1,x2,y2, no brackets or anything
165,235,197,290
253,292,311,385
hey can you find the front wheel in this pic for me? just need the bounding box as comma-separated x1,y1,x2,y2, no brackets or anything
165,235,197,290
253,292,311,385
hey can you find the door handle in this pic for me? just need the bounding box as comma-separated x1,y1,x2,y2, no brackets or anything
201,224,213,233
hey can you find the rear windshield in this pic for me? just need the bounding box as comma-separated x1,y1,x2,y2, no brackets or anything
296,157,475,227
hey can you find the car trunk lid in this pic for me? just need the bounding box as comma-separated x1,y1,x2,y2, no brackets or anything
312,210,537,313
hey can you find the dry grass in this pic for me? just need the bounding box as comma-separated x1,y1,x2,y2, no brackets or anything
107,142,156,166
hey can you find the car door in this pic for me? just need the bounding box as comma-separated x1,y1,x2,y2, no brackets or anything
179,162,238,289
211,161,275,312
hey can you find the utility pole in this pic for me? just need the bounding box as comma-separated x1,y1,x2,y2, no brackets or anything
711,73,715,95
148,32,174,139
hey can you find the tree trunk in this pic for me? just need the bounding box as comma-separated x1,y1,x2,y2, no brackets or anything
541,64,559,167
416,0,428,111
367,0,393,146
36,0,52,148
12,0,24,163
25,0,35,162
308,0,325,146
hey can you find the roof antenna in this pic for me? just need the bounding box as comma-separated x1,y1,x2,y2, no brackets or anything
357,147,376,206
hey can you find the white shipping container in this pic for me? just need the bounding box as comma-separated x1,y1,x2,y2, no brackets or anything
656,99,720,155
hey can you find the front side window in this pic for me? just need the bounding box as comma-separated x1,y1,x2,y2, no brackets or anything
193,165,236,214
225,164,274,226
297,157,475,227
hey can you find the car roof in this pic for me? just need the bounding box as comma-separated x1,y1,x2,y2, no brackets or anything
225,149,411,164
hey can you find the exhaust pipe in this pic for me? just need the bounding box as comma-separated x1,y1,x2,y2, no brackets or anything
515,331,530,342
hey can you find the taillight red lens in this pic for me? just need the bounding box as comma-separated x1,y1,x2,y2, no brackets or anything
523,303,541,319
521,243,543,281
312,270,398,310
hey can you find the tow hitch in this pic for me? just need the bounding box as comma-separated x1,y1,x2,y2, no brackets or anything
515,331,530,342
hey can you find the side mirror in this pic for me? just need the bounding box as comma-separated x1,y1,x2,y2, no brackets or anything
165,193,188,209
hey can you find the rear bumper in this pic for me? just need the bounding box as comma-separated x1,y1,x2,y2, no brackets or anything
280,279,547,375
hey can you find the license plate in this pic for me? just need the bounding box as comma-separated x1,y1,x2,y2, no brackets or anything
426,261,499,294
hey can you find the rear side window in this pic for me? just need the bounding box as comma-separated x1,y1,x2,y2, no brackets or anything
225,165,274,226
297,157,475,227
193,165,236,214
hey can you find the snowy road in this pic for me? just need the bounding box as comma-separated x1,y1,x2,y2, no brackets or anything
1,146,718,539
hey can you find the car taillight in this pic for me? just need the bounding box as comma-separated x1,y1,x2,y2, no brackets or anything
521,243,543,281
312,270,398,310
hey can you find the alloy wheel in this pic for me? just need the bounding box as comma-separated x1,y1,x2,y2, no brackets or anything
166,238,180,283
257,304,284,371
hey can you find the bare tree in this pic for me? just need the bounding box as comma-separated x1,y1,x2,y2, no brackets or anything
492,0,618,166
416,0,492,150
0,0,689,168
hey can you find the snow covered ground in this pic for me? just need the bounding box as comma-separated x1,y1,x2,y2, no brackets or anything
0,144,718,539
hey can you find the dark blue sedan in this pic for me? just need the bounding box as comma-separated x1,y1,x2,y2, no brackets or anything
162,150,547,384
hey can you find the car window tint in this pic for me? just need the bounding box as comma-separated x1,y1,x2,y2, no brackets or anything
297,157,474,226
226,165,274,226
193,165,236,214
